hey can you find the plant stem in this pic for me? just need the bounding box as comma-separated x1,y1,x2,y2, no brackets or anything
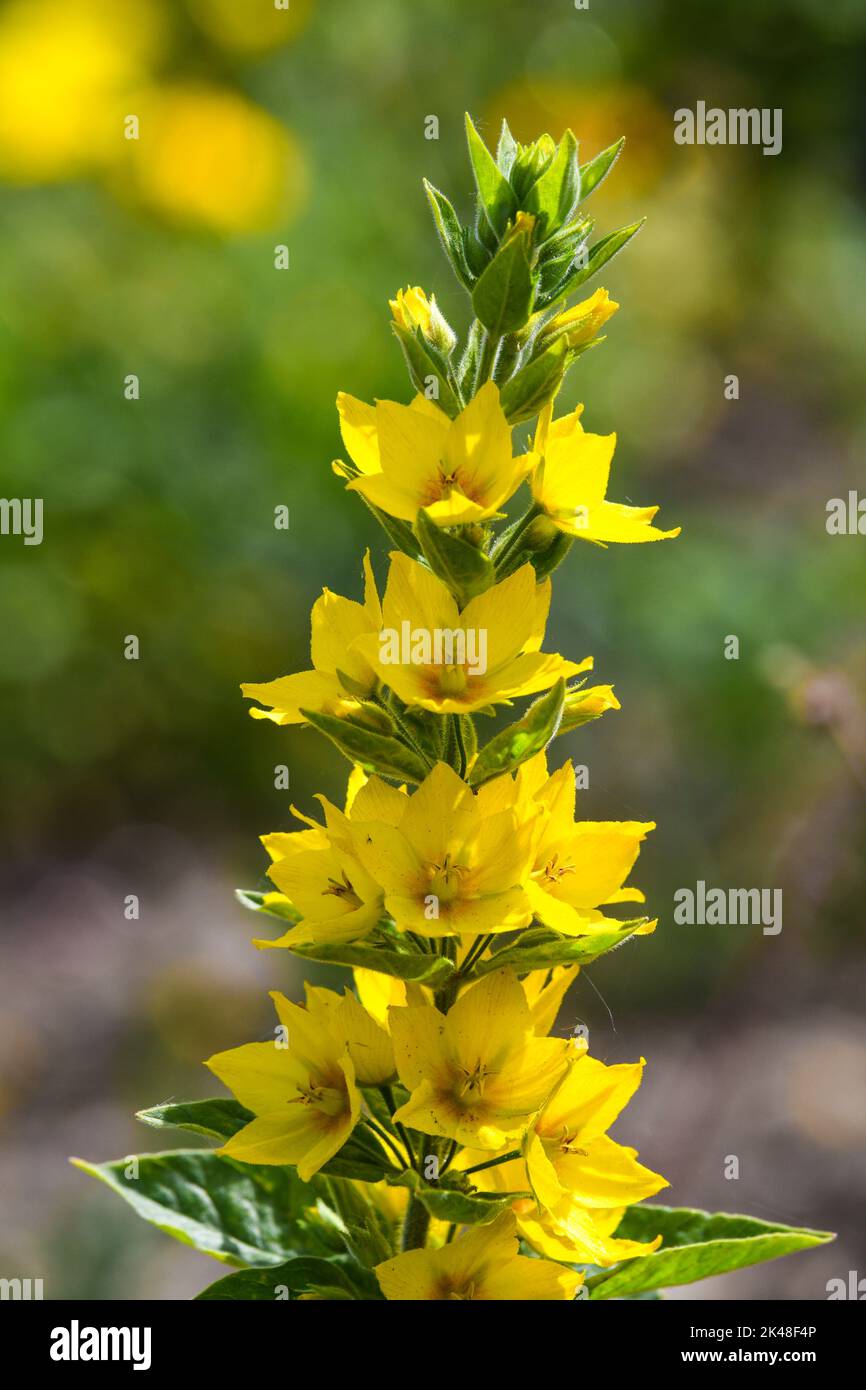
462,1149,521,1177
452,713,468,778
473,329,501,393
365,1117,409,1170
491,502,541,572
401,1195,431,1252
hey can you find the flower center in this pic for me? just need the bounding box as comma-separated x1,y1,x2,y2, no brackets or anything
437,664,468,696
321,871,362,909
428,853,469,904
457,1058,492,1099
292,1080,345,1118
541,852,576,883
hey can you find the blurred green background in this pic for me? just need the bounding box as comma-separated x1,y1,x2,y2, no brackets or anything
1,0,864,1299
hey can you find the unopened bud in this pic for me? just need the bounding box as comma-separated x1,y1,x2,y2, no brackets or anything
539,288,619,351
389,285,457,355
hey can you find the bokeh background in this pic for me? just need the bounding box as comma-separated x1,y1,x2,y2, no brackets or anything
1,0,864,1300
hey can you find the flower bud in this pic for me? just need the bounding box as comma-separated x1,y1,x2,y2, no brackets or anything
538,288,619,352
389,285,457,356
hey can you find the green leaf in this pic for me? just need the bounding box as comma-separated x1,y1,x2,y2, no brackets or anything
357,494,422,559
423,179,475,289
415,508,494,605
471,229,535,338
469,680,565,786
196,1256,362,1301
568,219,646,293
136,1098,253,1143
525,130,580,239
72,1150,319,1268
498,339,568,425
529,531,574,582
419,1186,523,1225
391,323,461,418
465,113,517,236
590,1205,835,1300
472,921,652,976
291,937,455,988
235,889,301,923
387,1169,523,1226
495,118,518,177
578,137,625,203
302,708,430,784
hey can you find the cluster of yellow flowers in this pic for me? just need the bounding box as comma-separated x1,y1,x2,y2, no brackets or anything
204,117,683,1292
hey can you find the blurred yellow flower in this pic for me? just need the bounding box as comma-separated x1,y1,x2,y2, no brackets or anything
123,83,307,234
0,0,163,182
187,0,315,56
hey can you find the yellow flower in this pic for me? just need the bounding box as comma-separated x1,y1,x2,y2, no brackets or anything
352,762,535,938
375,1211,582,1300
389,971,573,1148
525,1054,668,1213
205,993,361,1180
516,1199,662,1268
461,1152,661,1268
241,550,382,726
354,554,589,715
537,287,619,350
531,402,681,545
338,381,534,526
476,752,654,935
521,966,577,1034
303,985,396,1086
255,787,386,950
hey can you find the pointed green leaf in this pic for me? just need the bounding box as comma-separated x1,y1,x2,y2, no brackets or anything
415,508,494,605
590,1205,836,1300
469,679,565,786
578,136,625,203
568,219,646,293
302,709,430,784
423,179,475,289
498,339,568,425
72,1150,319,1268
465,113,517,235
291,938,455,988
471,921,652,976
495,118,518,176
525,130,580,238
137,1098,253,1143
392,323,461,418
235,889,302,924
471,229,535,338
